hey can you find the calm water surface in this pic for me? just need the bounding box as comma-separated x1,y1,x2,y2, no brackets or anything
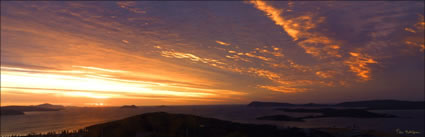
1,105,424,137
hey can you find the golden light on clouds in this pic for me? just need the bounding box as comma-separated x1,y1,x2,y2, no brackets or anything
257,85,307,93
249,1,300,40
344,52,377,80
249,0,384,81
250,1,342,59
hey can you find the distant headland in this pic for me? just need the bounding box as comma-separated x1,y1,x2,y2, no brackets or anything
1,103,64,116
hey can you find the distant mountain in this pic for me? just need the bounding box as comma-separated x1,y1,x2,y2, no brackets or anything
248,100,424,110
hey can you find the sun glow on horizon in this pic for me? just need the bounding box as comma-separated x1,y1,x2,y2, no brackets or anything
0,66,244,104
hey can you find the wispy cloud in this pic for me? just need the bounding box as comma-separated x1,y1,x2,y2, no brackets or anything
116,1,146,14
216,40,231,46
404,14,425,52
257,85,307,93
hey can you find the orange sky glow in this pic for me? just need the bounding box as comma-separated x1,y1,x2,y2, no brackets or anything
1,1,424,106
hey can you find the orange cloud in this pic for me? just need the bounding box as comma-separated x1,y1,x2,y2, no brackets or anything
255,48,284,57
258,85,307,93
344,52,377,80
404,14,425,52
315,71,336,79
250,1,342,59
216,40,231,46
249,1,301,40
161,51,226,65
247,68,280,80
244,52,271,61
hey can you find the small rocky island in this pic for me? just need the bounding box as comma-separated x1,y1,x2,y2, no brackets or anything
257,108,396,122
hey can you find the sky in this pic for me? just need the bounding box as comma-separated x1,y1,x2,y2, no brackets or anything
1,1,424,106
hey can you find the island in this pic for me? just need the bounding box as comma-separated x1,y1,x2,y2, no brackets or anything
257,108,396,122
0,103,64,116
120,105,138,109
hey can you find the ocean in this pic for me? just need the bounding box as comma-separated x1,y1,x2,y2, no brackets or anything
1,105,424,137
